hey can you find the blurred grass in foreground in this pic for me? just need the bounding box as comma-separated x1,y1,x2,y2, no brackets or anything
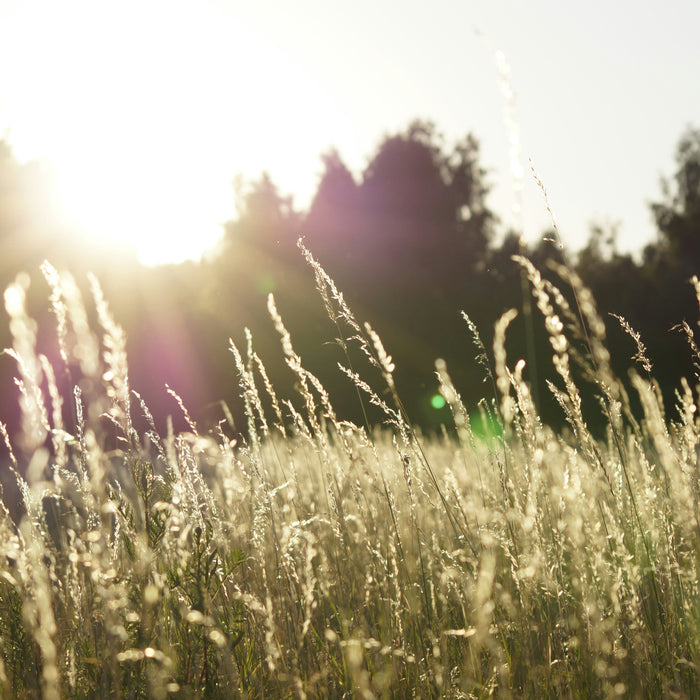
0,246,699,698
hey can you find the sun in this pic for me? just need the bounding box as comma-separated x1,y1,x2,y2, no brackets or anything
0,0,354,266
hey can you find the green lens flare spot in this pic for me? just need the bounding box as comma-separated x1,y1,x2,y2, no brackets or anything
430,394,446,410
471,412,503,441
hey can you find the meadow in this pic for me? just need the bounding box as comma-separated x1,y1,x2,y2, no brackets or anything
1,242,700,698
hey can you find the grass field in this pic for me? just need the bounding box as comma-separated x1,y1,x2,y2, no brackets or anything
1,247,699,698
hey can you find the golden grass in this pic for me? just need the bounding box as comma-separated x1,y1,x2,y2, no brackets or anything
0,247,699,698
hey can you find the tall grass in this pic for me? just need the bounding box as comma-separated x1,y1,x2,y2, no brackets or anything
1,248,699,698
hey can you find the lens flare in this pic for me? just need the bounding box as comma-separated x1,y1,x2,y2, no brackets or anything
430,394,446,410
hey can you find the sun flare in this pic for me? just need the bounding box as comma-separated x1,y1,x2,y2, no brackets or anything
0,0,353,265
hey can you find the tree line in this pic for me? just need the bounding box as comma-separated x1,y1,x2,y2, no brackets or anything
0,121,699,443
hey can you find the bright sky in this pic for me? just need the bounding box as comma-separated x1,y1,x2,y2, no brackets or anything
0,0,698,265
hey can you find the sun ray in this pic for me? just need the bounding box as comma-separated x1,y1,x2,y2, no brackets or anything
0,0,355,265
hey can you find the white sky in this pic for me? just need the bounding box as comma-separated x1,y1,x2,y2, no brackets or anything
0,0,698,264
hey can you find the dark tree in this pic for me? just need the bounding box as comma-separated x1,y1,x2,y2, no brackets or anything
444,132,493,267
355,121,493,279
304,121,494,294
650,127,700,274
567,129,700,430
305,150,362,269
226,172,301,253
307,150,360,232
302,122,499,425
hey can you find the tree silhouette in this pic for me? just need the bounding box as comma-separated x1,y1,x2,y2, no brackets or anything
12,119,700,443
567,129,700,429
301,122,498,425
307,150,360,232
304,121,493,288
305,150,361,268
650,127,700,274
226,172,300,253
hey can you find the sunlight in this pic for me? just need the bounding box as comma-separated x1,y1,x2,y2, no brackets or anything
0,0,354,265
